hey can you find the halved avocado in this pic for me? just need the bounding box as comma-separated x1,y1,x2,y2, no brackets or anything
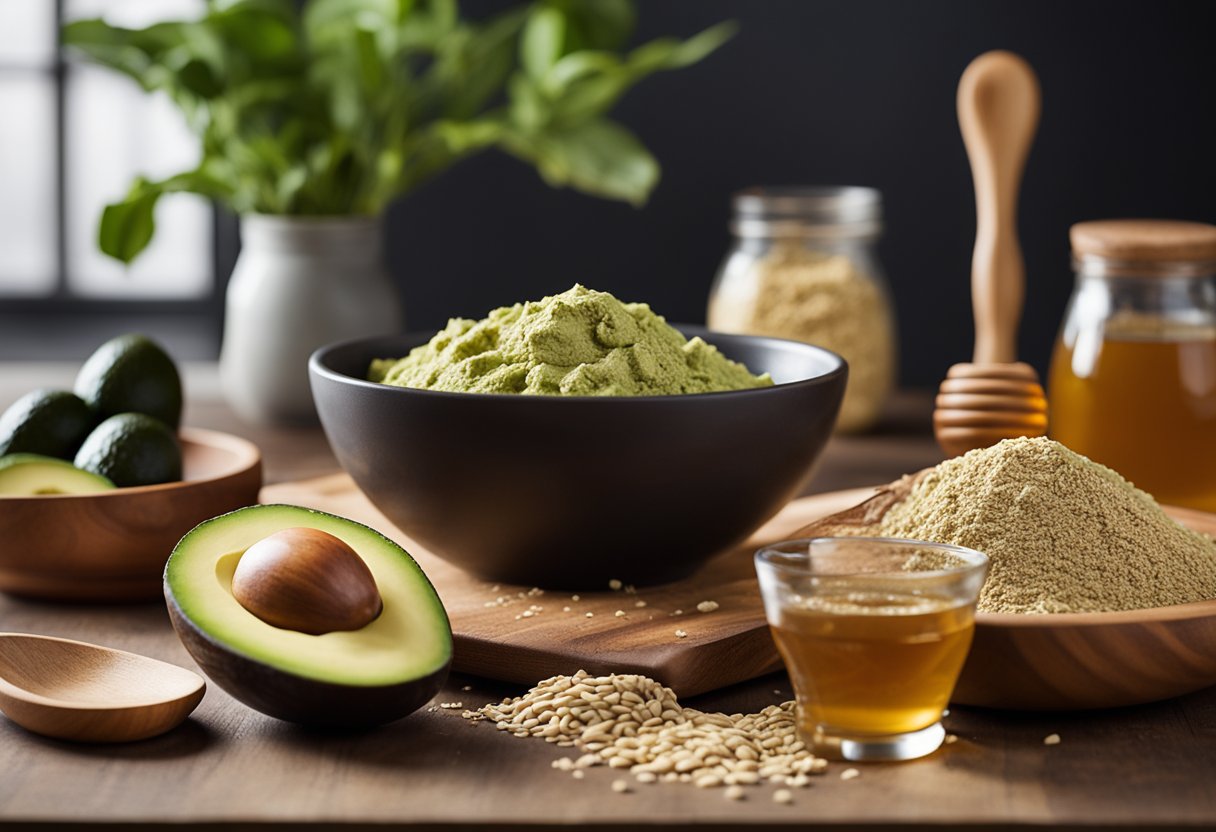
0,454,116,495
164,504,451,727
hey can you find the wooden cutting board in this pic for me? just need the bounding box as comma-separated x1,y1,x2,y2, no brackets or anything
261,475,874,697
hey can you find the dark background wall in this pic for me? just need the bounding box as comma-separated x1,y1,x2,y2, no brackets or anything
387,0,1216,388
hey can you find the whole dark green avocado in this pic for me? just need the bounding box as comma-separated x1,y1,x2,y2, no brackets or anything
74,334,183,428
0,389,97,459
74,412,182,488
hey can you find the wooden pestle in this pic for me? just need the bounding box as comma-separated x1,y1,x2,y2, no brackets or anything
934,50,1048,457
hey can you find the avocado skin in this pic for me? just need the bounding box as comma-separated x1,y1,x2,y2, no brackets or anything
74,412,182,488
74,334,183,429
165,591,450,728
0,389,97,459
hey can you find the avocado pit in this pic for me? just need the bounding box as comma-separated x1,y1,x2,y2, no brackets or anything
231,527,383,636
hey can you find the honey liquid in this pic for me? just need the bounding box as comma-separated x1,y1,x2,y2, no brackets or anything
1048,330,1216,511
770,594,975,737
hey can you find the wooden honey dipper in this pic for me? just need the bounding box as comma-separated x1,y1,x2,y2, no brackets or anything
934,51,1048,457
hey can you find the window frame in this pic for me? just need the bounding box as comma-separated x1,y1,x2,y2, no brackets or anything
0,0,231,318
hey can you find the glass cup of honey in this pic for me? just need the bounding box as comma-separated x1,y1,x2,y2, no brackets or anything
755,537,989,762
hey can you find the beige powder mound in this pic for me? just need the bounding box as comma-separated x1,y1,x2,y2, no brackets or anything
875,437,1216,614
709,244,894,432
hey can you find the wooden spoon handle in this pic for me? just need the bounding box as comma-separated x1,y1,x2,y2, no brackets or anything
958,51,1040,365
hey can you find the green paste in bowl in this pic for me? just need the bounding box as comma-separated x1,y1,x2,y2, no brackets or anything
368,285,773,396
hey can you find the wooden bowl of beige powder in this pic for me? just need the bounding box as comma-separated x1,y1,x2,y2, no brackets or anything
797,437,1216,710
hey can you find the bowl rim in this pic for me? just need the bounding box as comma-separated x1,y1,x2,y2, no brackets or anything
0,427,261,502
309,325,848,404
975,596,1216,628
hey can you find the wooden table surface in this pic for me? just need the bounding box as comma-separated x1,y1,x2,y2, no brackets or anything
1,365,1214,831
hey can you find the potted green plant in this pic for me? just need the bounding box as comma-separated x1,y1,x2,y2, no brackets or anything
64,0,733,423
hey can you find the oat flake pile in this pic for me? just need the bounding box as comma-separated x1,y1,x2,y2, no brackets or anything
464,670,827,792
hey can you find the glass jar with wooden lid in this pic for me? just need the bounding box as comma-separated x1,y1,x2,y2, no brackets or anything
1048,219,1216,511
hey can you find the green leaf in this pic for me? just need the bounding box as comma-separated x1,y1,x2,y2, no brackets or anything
354,26,383,89
508,74,546,133
549,72,629,126
99,181,161,264
521,6,565,80
627,21,737,74
431,119,505,154
211,6,299,67
549,0,634,51
174,57,224,98
62,20,159,88
304,0,405,34
509,119,658,206
542,50,619,95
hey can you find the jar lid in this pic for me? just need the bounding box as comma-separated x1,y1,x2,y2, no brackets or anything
1071,220,1216,264
732,186,882,238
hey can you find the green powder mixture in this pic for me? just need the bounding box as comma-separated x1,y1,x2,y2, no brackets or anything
369,285,773,396
875,437,1216,614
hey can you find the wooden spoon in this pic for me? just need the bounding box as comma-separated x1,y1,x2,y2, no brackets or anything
0,633,205,742
934,50,1048,457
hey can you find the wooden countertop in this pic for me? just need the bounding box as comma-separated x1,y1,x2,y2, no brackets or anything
1,365,1214,831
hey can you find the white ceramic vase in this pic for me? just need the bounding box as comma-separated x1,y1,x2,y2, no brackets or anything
219,215,401,425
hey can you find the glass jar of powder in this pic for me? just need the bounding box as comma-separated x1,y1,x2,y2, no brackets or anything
707,187,896,433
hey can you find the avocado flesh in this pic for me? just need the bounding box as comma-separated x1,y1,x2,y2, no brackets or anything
0,454,116,495
165,504,451,688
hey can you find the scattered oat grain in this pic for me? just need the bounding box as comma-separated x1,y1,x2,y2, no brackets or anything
724,785,745,801
609,579,623,591
466,670,829,792
615,610,626,618
773,788,793,804
612,779,630,793
1044,733,1061,746
696,600,720,613
840,768,860,781
675,629,688,639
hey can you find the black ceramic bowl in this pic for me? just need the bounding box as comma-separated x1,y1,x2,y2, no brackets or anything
309,327,846,588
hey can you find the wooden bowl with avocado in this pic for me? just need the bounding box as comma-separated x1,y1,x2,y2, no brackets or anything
0,334,262,601
309,324,847,588
0,428,262,601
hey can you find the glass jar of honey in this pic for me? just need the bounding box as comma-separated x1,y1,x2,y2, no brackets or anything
1048,220,1216,511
